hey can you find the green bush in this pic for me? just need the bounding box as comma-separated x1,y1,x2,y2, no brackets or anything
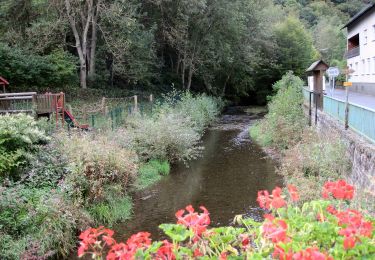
55,132,138,204
0,43,78,90
250,72,306,150
0,114,49,180
0,185,90,259
117,91,222,163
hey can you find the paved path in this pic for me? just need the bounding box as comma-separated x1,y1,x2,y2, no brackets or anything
327,89,375,111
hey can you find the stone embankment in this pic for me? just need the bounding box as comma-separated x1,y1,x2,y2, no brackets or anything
304,105,375,193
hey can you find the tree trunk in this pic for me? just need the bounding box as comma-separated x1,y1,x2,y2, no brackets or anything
64,0,94,89
88,4,99,78
187,61,193,91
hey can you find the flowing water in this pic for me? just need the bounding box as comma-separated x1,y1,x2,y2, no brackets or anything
114,107,283,241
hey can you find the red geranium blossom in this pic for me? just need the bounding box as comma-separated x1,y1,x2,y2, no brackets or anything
156,240,175,260
257,187,287,210
322,180,354,200
287,184,299,202
78,226,115,258
272,244,293,260
293,247,333,260
175,205,210,240
261,218,289,243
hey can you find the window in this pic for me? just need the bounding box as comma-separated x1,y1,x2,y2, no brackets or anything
355,62,359,75
368,58,371,75
362,59,365,75
364,29,368,45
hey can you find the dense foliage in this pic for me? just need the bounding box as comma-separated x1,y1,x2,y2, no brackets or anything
0,92,222,259
77,181,375,259
250,72,306,150
2,0,371,102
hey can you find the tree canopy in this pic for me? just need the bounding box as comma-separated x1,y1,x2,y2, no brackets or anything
0,0,373,103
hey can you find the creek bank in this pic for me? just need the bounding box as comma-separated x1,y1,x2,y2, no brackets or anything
112,106,282,241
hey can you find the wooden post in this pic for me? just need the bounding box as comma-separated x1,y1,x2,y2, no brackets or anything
134,95,138,112
309,91,312,126
149,94,153,103
32,94,37,118
315,93,318,125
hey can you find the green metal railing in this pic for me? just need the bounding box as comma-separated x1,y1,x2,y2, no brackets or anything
302,87,375,143
323,95,375,143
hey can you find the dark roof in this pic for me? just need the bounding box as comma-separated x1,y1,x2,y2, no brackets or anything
306,60,329,72
0,76,9,85
343,3,375,29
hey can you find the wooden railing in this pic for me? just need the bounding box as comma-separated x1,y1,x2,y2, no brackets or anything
345,47,360,59
0,92,36,113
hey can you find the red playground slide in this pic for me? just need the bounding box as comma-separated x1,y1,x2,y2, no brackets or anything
63,110,89,130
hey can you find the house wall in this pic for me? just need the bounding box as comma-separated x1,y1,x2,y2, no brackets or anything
347,9,375,94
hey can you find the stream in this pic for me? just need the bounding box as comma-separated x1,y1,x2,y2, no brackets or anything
114,106,283,241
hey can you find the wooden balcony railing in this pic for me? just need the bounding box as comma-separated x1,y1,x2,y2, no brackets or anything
345,47,360,59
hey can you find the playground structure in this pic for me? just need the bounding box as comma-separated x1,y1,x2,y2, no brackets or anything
0,91,154,130
0,92,89,129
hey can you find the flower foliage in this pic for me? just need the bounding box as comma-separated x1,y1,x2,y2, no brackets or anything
78,180,374,259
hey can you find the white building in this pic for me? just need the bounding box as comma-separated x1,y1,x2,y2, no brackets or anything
344,3,375,95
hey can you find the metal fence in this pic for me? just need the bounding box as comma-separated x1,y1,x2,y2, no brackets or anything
302,87,375,143
323,95,375,143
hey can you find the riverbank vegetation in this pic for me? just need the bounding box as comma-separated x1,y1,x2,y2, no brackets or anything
0,92,223,259
0,1,368,103
78,181,375,259
250,72,373,215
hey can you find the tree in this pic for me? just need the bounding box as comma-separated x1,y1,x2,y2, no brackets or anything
274,16,318,78
63,0,101,89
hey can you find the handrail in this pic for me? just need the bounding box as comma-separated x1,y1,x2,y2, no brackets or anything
0,92,37,97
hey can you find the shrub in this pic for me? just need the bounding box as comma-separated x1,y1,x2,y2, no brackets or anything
78,181,375,259
116,91,222,163
118,113,203,163
0,114,49,180
0,185,90,259
55,131,138,204
250,72,306,150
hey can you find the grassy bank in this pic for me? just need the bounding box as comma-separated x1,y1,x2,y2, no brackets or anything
250,72,372,212
0,92,223,259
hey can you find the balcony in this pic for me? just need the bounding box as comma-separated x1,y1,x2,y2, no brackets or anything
345,47,360,59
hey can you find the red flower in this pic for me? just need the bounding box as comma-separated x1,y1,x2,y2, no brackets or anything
194,248,204,257
257,190,271,209
293,247,332,260
343,236,357,250
78,226,116,258
220,252,228,260
175,205,210,240
322,180,354,200
257,187,287,210
261,218,289,243
156,240,175,260
326,205,338,215
272,244,293,260
287,184,299,202
240,234,250,248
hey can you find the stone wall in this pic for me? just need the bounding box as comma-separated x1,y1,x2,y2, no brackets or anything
304,105,375,192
